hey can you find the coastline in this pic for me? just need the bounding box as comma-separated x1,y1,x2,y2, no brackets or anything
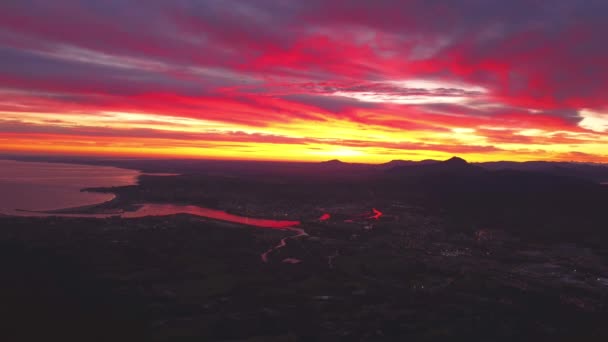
6,165,303,230
17,194,126,215
0,159,143,215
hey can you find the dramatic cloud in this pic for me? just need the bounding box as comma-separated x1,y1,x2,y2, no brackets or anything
1,0,607,162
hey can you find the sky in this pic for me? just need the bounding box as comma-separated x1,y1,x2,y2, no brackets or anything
1,0,608,163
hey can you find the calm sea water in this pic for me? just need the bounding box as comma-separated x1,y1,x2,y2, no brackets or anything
0,160,140,214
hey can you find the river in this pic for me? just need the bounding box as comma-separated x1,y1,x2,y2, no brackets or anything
0,160,387,264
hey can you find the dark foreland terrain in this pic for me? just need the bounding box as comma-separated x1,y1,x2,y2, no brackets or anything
1,155,608,341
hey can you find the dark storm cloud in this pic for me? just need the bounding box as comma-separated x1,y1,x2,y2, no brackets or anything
281,94,379,113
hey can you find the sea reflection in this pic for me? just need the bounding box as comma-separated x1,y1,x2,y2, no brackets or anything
0,160,139,213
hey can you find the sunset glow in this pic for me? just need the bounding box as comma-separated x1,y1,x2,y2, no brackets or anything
1,1,608,162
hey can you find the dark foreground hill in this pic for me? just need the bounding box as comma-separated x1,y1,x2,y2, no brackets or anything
481,161,608,183
381,157,607,245
1,156,608,340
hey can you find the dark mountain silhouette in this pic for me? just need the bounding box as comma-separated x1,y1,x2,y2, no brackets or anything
386,156,484,178
318,159,363,171
320,159,345,165
315,159,375,178
375,156,607,245
380,160,418,167
443,156,467,165
480,161,608,183
386,156,596,189
377,159,439,169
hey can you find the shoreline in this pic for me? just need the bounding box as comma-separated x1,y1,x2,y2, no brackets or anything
29,167,190,215
0,158,145,216
17,194,126,215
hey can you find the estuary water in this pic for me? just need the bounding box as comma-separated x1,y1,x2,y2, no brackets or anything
0,159,300,229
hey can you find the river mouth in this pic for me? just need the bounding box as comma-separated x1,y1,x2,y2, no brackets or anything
0,160,299,229
8,203,386,264
12,204,382,227
121,204,301,228
10,203,301,229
